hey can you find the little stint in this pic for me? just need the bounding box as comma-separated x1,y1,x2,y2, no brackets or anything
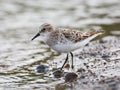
31,23,103,70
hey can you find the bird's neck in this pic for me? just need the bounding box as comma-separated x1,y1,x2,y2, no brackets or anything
42,32,51,43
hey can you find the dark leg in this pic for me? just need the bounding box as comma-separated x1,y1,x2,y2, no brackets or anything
61,53,69,70
70,52,74,69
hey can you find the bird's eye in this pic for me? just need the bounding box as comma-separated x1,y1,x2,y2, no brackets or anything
42,28,46,32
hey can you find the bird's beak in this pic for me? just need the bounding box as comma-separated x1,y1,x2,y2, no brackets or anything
31,33,40,41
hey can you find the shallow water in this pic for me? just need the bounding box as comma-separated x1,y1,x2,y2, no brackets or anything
0,0,120,90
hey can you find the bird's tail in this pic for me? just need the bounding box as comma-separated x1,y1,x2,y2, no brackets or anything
84,29,104,37
73,30,104,49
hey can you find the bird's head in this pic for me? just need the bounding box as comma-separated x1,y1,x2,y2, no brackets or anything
31,23,54,40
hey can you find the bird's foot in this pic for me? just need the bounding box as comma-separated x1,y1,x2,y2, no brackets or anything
71,65,74,70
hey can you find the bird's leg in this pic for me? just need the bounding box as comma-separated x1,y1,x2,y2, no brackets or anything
70,52,74,69
61,53,69,70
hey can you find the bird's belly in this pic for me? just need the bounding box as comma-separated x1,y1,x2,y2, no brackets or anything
50,43,76,53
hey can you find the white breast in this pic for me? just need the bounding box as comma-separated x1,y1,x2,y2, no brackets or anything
51,43,75,53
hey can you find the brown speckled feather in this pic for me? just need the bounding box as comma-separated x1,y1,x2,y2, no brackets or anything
60,29,103,43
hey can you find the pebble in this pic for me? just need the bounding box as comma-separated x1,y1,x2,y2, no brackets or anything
53,70,64,78
65,72,78,83
36,64,49,73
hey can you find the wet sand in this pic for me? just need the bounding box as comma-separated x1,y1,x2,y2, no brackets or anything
56,36,120,90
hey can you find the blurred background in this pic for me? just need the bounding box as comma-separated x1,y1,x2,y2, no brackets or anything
0,0,120,90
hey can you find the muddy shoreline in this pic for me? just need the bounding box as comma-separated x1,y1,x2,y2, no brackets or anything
58,36,120,90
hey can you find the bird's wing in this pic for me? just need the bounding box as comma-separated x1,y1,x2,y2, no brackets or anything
61,29,103,43
61,29,83,42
